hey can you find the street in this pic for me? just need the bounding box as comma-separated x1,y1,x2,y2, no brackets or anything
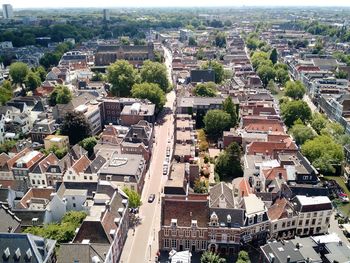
119,46,174,263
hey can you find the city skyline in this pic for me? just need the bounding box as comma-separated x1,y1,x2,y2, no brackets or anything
3,0,350,8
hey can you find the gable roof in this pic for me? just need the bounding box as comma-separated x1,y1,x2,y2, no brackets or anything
209,182,235,209
71,155,91,174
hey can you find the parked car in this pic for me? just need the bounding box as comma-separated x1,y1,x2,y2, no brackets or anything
148,194,155,203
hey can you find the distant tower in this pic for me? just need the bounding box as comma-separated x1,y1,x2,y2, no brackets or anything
103,9,110,21
2,4,14,19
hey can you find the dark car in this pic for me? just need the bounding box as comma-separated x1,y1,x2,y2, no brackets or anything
148,194,155,203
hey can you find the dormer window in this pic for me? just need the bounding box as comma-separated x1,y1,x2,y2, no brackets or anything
210,212,218,226
227,214,231,223
248,217,254,225
171,219,177,228
257,214,263,223
191,220,197,228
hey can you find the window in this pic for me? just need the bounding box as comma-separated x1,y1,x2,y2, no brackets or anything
292,220,295,226
89,176,93,180
164,239,170,248
201,241,207,250
185,240,190,249
318,218,322,225
325,217,330,224
72,196,75,200
199,230,203,237
305,219,309,225
312,219,316,225
185,229,190,237
274,224,277,230
306,213,311,218
299,220,303,226
42,180,45,185
73,203,76,208
171,229,176,236
257,214,263,223
84,176,87,180
313,212,317,217
282,222,286,228
171,239,177,249
164,228,169,236
287,221,291,227
248,217,254,225
32,179,35,185
191,230,196,238
37,179,40,184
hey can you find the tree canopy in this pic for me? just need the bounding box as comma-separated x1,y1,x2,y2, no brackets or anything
107,60,140,97
25,71,41,91
193,82,217,97
203,110,232,140
257,64,276,87
49,85,72,106
301,135,344,174
289,122,315,145
9,62,29,85
131,82,166,111
215,32,226,48
24,211,86,244
280,100,312,127
140,60,169,92
201,60,224,84
223,96,238,127
79,136,98,157
123,187,142,208
270,48,278,64
61,112,91,145
215,142,243,181
284,80,306,100
236,251,251,263
0,80,13,105
193,179,209,194
200,251,226,263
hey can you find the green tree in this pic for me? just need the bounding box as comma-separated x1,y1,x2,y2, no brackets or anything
35,66,47,81
215,142,243,180
25,71,41,91
140,60,169,92
201,60,224,84
215,32,226,48
49,85,72,106
0,80,13,105
281,100,312,127
120,37,130,45
267,80,278,95
223,96,238,127
42,145,68,159
289,122,315,145
0,140,17,154
123,187,142,208
321,122,345,138
193,179,209,193
107,60,140,97
204,110,232,140
200,251,226,263
251,51,269,70
301,135,344,174
335,70,348,79
193,82,217,97
24,211,86,244
79,136,98,157
257,64,276,87
311,113,328,134
237,251,251,263
284,80,306,100
188,36,197,46
131,83,166,111
270,48,278,64
275,68,289,85
61,112,91,145
9,62,29,85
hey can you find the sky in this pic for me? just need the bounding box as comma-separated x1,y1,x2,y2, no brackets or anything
2,0,350,8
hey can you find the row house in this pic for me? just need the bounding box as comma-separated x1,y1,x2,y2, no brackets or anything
159,194,209,253
292,195,332,237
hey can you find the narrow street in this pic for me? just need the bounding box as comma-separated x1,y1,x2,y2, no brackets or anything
119,46,174,263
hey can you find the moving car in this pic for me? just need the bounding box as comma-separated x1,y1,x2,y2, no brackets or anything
148,194,155,203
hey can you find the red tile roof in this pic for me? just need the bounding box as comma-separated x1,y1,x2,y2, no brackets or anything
246,141,298,157
268,197,288,220
72,155,91,174
17,188,54,208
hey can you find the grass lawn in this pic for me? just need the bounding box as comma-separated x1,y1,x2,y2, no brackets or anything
325,176,350,216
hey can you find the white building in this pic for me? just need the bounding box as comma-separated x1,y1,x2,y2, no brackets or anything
293,195,332,237
2,4,13,19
